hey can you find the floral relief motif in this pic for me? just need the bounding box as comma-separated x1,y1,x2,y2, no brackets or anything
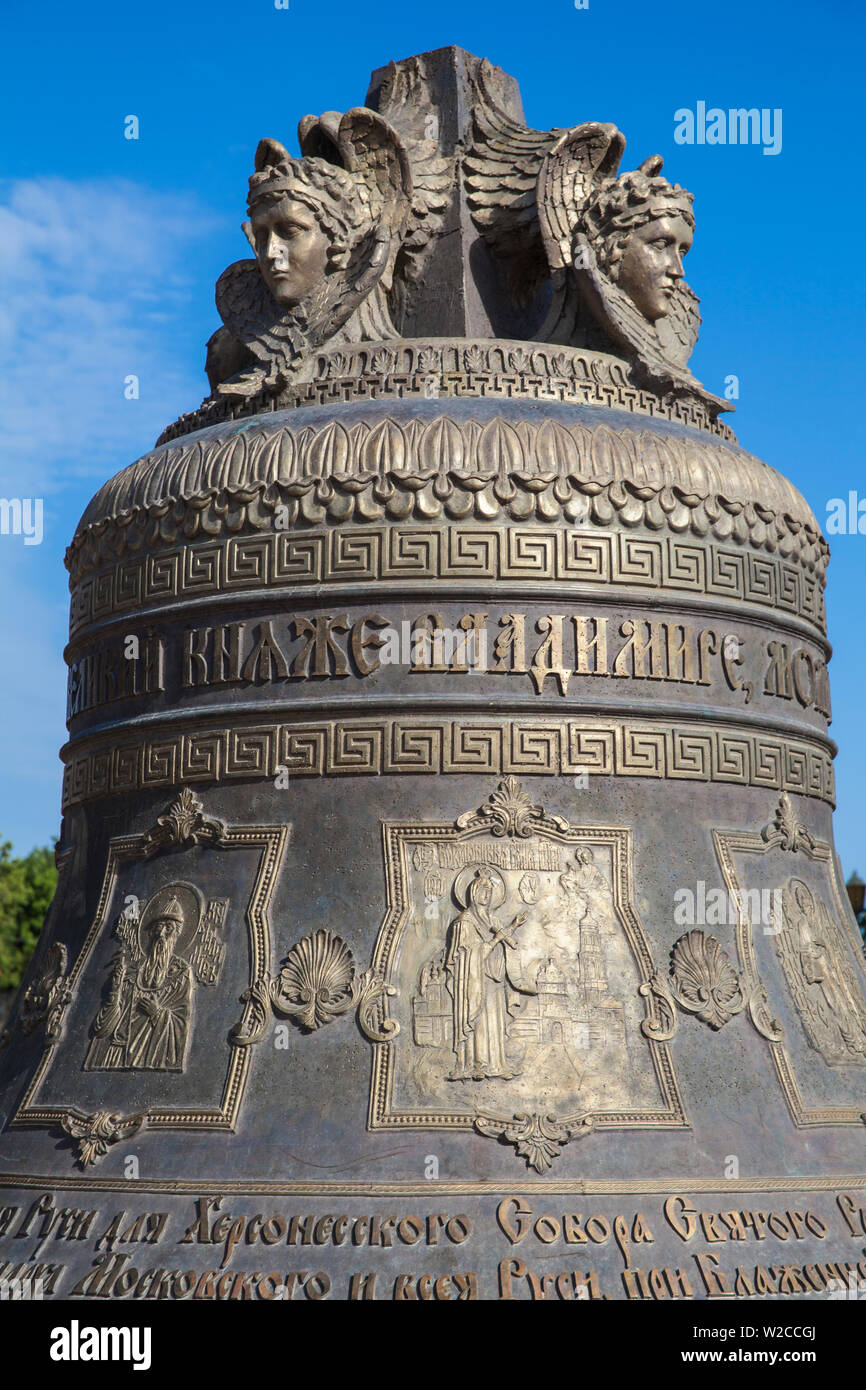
143,788,225,857
61,1110,146,1169
234,929,397,1043
761,792,816,855
641,929,781,1042
69,414,826,587
669,930,743,1031
475,1111,595,1173
20,944,72,1042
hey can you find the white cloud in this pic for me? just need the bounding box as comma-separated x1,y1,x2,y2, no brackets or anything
0,177,225,852
0,176,222,490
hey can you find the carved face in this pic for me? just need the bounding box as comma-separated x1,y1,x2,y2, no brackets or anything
141,915,180,989
616,214,693,321
471,876,494,909
250,195,330,307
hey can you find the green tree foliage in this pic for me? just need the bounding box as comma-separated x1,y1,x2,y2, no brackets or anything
0,840,57,994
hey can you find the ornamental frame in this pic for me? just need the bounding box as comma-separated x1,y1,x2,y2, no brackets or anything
367,778,687,1160
11,790,288,1163
714,794,866,1127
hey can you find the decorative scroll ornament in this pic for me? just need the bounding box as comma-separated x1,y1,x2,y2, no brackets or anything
640,929,782,1042
671,930,745,1029
142,788,225,857
761,792,817,855
475,1111,595,1173
456,776,569,839
275,930,355,1031
61,1110,146,1169
19,944,72,1042
233,929,397,1044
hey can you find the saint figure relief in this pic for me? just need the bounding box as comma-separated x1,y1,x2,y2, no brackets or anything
131,901,193,1069
444,866,529,1080
408,835,635,1106
777,877,866,1064
86,883,227,1073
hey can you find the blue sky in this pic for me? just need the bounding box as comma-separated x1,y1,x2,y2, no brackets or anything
1,0,864,873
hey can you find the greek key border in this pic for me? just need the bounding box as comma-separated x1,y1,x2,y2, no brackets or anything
69,526,825,639
157,338,734,445
61,716,835,810
67,414,828,587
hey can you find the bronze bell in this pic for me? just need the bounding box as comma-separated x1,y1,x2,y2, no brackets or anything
1,48,863,1304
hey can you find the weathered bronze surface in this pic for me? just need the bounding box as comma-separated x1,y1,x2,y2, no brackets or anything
1,47,864,1303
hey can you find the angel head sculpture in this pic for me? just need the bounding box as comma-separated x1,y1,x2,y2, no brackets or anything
534,133,709,400
244,144,363,309
566,152,717,403
465,60,729,415
581,158,694,324
212,110,412,397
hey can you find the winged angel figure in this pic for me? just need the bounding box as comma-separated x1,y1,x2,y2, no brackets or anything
212,106,444,398
465,61,729,413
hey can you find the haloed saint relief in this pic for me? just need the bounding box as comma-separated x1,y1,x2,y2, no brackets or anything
85,883,227,1073
11,790,287,1163
405,833,647,1117
776,877,866,1065
440,866,528,1081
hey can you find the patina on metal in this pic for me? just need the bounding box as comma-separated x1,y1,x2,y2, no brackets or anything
1,47,864,1304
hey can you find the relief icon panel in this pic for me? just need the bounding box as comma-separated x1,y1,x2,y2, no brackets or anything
85,884,227,1073
369,780,686,1167
775,876,866,1067
714,794,866,1127
411,851,631,1093
11,791,288,1165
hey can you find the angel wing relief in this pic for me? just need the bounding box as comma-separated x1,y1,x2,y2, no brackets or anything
214,109,414,398
465,60,730,415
